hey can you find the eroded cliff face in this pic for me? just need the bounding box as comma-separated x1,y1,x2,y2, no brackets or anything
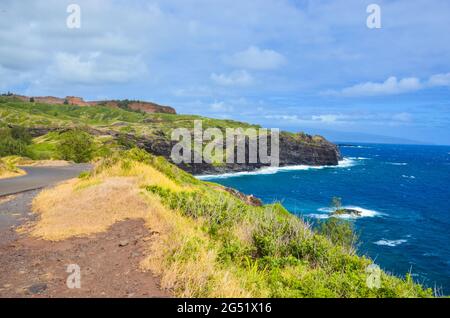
132,132,341,175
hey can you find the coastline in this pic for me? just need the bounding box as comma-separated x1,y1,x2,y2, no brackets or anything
196,157,355,180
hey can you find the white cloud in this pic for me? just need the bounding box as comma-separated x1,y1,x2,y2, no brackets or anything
326,72,450,97
226,46,286,70
211,70,253,86
48,52,146,85
392,112,413,122
210,101,233,112
265,114,348,124
340,77,422,97
311,114,343,123
428,73,450,87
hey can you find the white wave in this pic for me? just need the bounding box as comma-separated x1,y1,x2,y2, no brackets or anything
340,145,372,149
402,175,416,179
386,162,408,166
311,206,383,220
196,157,357,180
374,239,407,247
349,157,371,160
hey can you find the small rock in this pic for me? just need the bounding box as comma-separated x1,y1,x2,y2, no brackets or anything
119,240,129,247
28,283,47,294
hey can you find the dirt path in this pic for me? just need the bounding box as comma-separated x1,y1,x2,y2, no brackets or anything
0,192,169,298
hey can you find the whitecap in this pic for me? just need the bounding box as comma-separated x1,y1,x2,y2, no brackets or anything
402,175,416,179
386,162,408,166
374,239,407,247
197,157,357,180
339,145,372,149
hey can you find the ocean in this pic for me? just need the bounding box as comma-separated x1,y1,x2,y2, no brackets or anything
199,143,450,295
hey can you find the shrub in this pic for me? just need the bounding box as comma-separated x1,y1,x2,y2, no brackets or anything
10,126,32,144
317,218,357,250
0,127,31,157
58,130,94,163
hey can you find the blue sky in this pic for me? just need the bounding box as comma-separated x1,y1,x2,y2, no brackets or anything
1,0,450,144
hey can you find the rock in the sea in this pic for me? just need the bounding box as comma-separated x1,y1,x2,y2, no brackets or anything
332,208,362,217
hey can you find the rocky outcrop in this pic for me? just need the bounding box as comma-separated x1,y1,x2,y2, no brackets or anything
11,94,176,114
126,132,341,175
96,100,176,114
23,126,341,174
223,187,263,206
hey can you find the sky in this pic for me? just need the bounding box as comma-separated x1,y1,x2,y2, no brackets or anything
1,0,450,144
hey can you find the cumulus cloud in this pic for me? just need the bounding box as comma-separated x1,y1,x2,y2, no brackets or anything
226,46,286,70
211,70,253,86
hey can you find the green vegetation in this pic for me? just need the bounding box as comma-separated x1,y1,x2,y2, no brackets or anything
0,156,25,178
317,218,357,249
57,130,94,163
0,97,436,297
0,96,258,138
93,149,432,297
0,126,32,157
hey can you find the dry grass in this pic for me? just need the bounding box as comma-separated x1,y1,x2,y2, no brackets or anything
28,159,253,297
94,161,185,192
26,160,71,167
31,177,149,241
29,159,183,241
0,169,25,179
6,156,71,167
0,160,26,179
140,193,253,298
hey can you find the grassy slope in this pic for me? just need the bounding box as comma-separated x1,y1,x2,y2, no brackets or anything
0,96,264,161
0,96,257,136
30,149,433,298
0,97,334,161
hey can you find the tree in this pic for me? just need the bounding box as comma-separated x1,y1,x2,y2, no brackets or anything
63,98,69,105
331,196,343,210
58,130,94,163
317,218,357,250
29,97,35,102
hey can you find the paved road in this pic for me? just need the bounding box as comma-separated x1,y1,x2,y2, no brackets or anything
0,164,92,197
